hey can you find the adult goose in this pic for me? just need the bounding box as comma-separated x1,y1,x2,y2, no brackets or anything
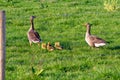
85,23,106,47
27,16,42,46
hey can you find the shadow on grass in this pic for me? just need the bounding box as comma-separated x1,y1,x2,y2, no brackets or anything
61,41,72,50
103,41,120,50
107,46,120,50
60,63,91,72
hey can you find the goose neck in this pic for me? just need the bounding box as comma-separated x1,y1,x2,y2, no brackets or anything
86,25,91,36
30,19,34,30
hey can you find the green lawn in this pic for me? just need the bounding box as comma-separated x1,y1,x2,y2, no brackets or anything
0,0,120,80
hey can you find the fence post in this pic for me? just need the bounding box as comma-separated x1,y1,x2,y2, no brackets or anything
0,10,6,80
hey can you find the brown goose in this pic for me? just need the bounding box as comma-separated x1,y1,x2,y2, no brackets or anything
27,16,42,46
85,23,106,47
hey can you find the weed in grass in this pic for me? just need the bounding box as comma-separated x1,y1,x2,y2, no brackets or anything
104,0,119,11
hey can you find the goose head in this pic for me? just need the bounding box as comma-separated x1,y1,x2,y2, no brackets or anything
85,23,92,28
30,16,36,20
47,42,51,46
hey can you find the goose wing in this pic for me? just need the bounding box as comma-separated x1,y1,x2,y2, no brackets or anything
34,31,42,41
27,30,41,43
89,35,106,43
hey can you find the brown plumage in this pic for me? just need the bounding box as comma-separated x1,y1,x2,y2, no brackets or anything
47,42,54,51
27,16,42,46
54,42,62,50
85,23,106,47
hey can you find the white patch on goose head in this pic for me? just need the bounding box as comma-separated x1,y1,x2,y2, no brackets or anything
94,43,106,47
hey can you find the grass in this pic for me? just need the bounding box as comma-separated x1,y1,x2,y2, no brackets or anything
0,0,120,80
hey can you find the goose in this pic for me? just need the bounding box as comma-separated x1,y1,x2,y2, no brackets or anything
84,23,106,47
54,42,62,50
27,16,42,46
47,42,54,51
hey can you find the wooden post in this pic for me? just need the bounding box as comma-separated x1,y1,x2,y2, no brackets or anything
0,11,6,80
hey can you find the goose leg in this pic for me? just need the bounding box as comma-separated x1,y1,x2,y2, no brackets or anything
29,41,32,46
38,43,40,46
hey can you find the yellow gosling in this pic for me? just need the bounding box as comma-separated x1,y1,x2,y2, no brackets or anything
54,42,62,50
47,42,54,51
41,43,47,49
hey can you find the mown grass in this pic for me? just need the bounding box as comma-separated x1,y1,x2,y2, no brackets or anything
0,0,120,80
